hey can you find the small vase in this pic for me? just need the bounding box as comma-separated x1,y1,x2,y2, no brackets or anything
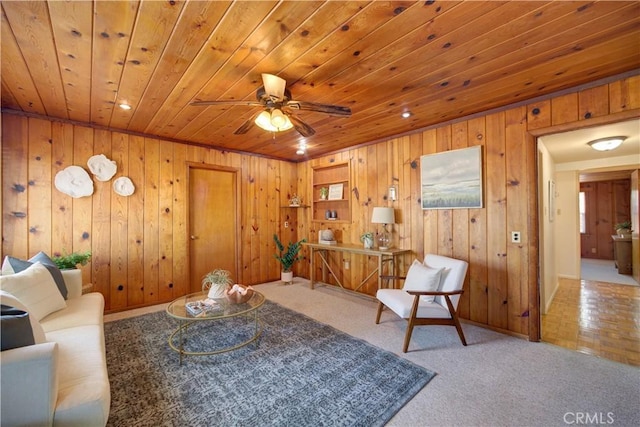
207,284,227,299
281,271,293,284
363,237,374,249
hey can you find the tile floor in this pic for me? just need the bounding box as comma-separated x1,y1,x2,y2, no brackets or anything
541,277,640,366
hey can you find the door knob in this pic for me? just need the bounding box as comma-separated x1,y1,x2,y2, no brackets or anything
190,235,198,240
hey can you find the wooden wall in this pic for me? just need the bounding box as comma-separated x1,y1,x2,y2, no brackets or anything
295,75,640,339
1,116,298,312
2,74,638,339
580,179,631,259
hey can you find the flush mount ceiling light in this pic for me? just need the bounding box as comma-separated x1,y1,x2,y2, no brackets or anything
118,103,132,110
254,109,294,132
587,136,626,151
401,111,412,118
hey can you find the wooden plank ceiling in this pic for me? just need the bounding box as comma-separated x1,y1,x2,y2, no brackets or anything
2,0,639,161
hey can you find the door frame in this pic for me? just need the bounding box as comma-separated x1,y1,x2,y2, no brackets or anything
186,162,242,291
529,109,640,341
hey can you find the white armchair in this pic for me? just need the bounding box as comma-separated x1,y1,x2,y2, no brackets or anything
376,254,468,352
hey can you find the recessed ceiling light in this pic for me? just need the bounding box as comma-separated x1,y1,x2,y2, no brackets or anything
587,136,626,151
401,111,412,118
119,103,132,110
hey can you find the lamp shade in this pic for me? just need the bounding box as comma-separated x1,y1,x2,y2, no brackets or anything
371,207,395,224
254,109,294,132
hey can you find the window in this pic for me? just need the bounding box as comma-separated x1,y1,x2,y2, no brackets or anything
579,191,586,233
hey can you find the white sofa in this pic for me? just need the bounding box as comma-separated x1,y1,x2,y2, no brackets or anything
1,269,110,426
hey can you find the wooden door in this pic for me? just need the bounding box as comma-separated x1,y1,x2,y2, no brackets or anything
189,167,239,293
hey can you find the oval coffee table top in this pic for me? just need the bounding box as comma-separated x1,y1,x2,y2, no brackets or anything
166,290,265,321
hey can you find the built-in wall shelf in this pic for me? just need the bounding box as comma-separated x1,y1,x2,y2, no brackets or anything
312,162,351,222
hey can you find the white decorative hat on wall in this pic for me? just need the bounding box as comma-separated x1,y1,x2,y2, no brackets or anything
87,154,117,181
54,166,94,198
113,177,135,197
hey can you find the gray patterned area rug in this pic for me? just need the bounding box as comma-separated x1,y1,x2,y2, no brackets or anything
105,300,436,427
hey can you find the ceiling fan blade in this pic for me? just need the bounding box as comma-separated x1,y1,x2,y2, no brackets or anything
287,114,316,137
233,111,262,135
286,100,351,117
191,100,263,107
262,73,286,102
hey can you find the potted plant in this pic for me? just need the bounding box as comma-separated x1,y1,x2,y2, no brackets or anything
273,234,306,284
615,220,633,238
52,251,92,270
360,232,374,249
202,269,233,298
319,187,329,200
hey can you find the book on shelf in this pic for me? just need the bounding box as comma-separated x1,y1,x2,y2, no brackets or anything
186,298,223,317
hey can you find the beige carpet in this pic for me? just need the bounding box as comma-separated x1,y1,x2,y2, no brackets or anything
581,258,638,286
107,279,640,426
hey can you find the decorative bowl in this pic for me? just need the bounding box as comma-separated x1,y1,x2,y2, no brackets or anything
225,284,254,304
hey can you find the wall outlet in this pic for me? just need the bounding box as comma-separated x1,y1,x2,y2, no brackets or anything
511,231,521,243
284,221,289,228
344,260,350,270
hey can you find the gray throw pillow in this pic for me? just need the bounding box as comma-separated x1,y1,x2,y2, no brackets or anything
3,252,68,299
1,304,35,351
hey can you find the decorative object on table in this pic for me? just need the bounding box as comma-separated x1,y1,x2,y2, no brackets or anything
54,165,94,198
615,220,633,238
360,232,374,249
52,251,92,270
420,145,483,209
331,210,337,219
273,234,306,284
201,269,233,299
289,194,301,206
185,298,222,317
87,154,117,181
318,229,337,245
325,209,331,220
371,207,395,250
113,176,135,196
225,284,255,304
319,186,329,200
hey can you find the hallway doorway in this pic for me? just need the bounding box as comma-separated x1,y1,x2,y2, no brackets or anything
536,118,639,359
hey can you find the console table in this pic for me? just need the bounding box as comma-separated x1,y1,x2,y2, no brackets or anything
304,242,411,292
612,235,632,274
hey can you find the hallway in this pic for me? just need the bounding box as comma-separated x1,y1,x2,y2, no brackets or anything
541,277,640,366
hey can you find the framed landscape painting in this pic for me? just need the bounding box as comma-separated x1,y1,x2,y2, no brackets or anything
421,146,483,209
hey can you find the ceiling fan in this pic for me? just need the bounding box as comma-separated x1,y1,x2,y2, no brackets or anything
191,73,351,137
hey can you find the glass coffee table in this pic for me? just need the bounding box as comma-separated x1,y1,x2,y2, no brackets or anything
166,290,265,365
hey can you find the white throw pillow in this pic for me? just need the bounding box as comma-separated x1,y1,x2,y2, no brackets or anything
0,262,67,321
402,259,444,302
0,290,47,344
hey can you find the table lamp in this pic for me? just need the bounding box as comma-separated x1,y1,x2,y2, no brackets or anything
371,207,395,250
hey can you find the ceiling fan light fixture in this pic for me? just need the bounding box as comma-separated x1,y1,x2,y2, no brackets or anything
587,136,626,151
254,109,293,132
270,108,287,128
